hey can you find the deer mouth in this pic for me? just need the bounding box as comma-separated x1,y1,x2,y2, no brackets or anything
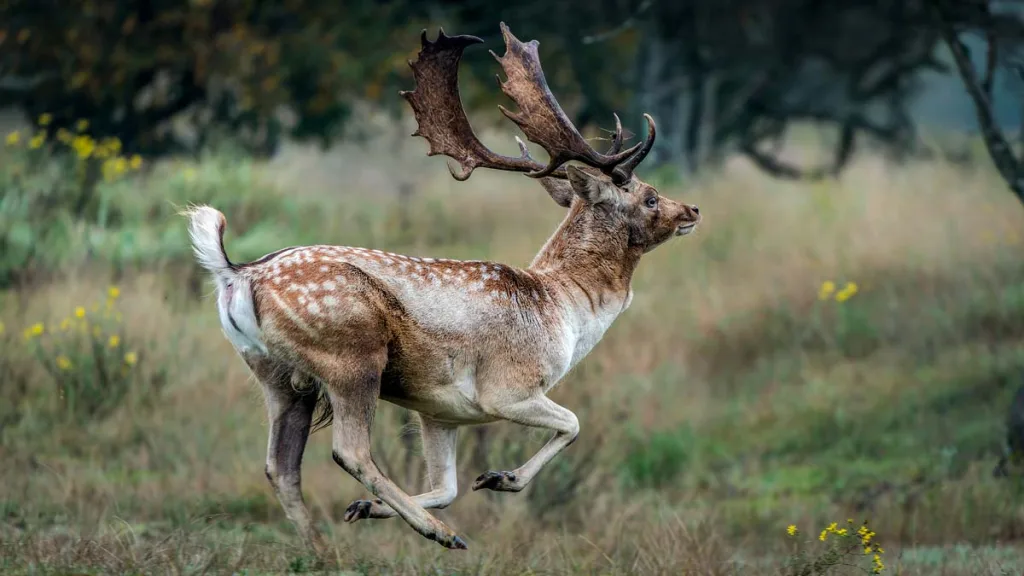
676,222,698,236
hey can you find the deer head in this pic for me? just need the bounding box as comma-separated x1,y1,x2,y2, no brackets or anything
400,23,700,256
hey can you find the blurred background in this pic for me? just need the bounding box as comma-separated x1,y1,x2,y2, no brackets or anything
4,0,1024,574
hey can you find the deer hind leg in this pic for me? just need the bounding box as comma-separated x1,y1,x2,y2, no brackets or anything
310,348,467,550
344,415,458,522
473,393,580,493
247,356,326,553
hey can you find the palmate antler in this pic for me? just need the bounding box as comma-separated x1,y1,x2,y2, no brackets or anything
400,22,656,188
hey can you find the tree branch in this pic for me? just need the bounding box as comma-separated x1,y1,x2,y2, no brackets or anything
930,0,1024,200
741,142,828,180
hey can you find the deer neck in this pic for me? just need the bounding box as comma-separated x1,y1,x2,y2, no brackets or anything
528,203,642,314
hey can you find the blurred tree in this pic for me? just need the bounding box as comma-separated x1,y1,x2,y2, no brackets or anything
0,0,429,157
928,0,1024,476
931,0,1024,200
3,0,1022,178
435,0,992,179
620,0,951,177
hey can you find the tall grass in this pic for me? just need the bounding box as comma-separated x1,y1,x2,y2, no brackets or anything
2,121,1024,574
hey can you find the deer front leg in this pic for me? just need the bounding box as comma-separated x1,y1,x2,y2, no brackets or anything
473,394,580,493
344,415,459,522
317,350,466,550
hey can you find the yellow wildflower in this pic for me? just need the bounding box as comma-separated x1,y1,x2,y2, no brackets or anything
76,119,89,132
872,553,884,573
74,306,86,319
56,355,72,371
108,335,121,348
129,154,142,169
30,322,44,336
835,281,859,302
38,113,52,126
95,138,120,158
786,524,797,536
865,546,873,554
819,530,827,542
5,131,19,146
818,280,835,300
56,128,72,143
0,321,4,336
29,132,45,149
71,135,95,159
124,351,138,366
108,286,120,299
836,528,848,536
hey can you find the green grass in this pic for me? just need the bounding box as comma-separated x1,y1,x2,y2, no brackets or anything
3,128,1024,574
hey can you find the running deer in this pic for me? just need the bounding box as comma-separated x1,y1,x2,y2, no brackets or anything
184,23,700,551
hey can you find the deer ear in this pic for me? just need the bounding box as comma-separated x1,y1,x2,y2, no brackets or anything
566,165,614,205
538,178,573,208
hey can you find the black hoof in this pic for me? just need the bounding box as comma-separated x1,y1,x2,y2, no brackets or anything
472,470,517,491
343,499,374,522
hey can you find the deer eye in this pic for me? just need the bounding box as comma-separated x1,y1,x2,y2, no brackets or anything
644,195,658,209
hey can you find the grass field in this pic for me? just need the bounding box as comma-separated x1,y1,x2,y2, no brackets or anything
3,119,1024,575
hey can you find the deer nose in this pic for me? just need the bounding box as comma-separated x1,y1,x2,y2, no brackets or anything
690,204,700,215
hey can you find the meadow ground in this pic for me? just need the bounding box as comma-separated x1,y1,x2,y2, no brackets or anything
3,121,1024,574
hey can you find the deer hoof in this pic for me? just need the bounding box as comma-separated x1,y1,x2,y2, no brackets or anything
343,499,376,522
472,470,519,492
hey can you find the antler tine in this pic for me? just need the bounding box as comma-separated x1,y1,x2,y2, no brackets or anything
612,114,656,184
606,113,625,155
400,28,552,181
491,22,642,180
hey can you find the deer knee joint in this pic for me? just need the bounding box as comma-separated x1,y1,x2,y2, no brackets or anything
564,413,580,442
436,485,458,509
331,448,374,479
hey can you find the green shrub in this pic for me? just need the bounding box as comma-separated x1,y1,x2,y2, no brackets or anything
623,427,694,489
0,120,143,286
21,286,165,424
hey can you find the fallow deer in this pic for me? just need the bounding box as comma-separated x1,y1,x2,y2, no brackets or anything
184,23,700,551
